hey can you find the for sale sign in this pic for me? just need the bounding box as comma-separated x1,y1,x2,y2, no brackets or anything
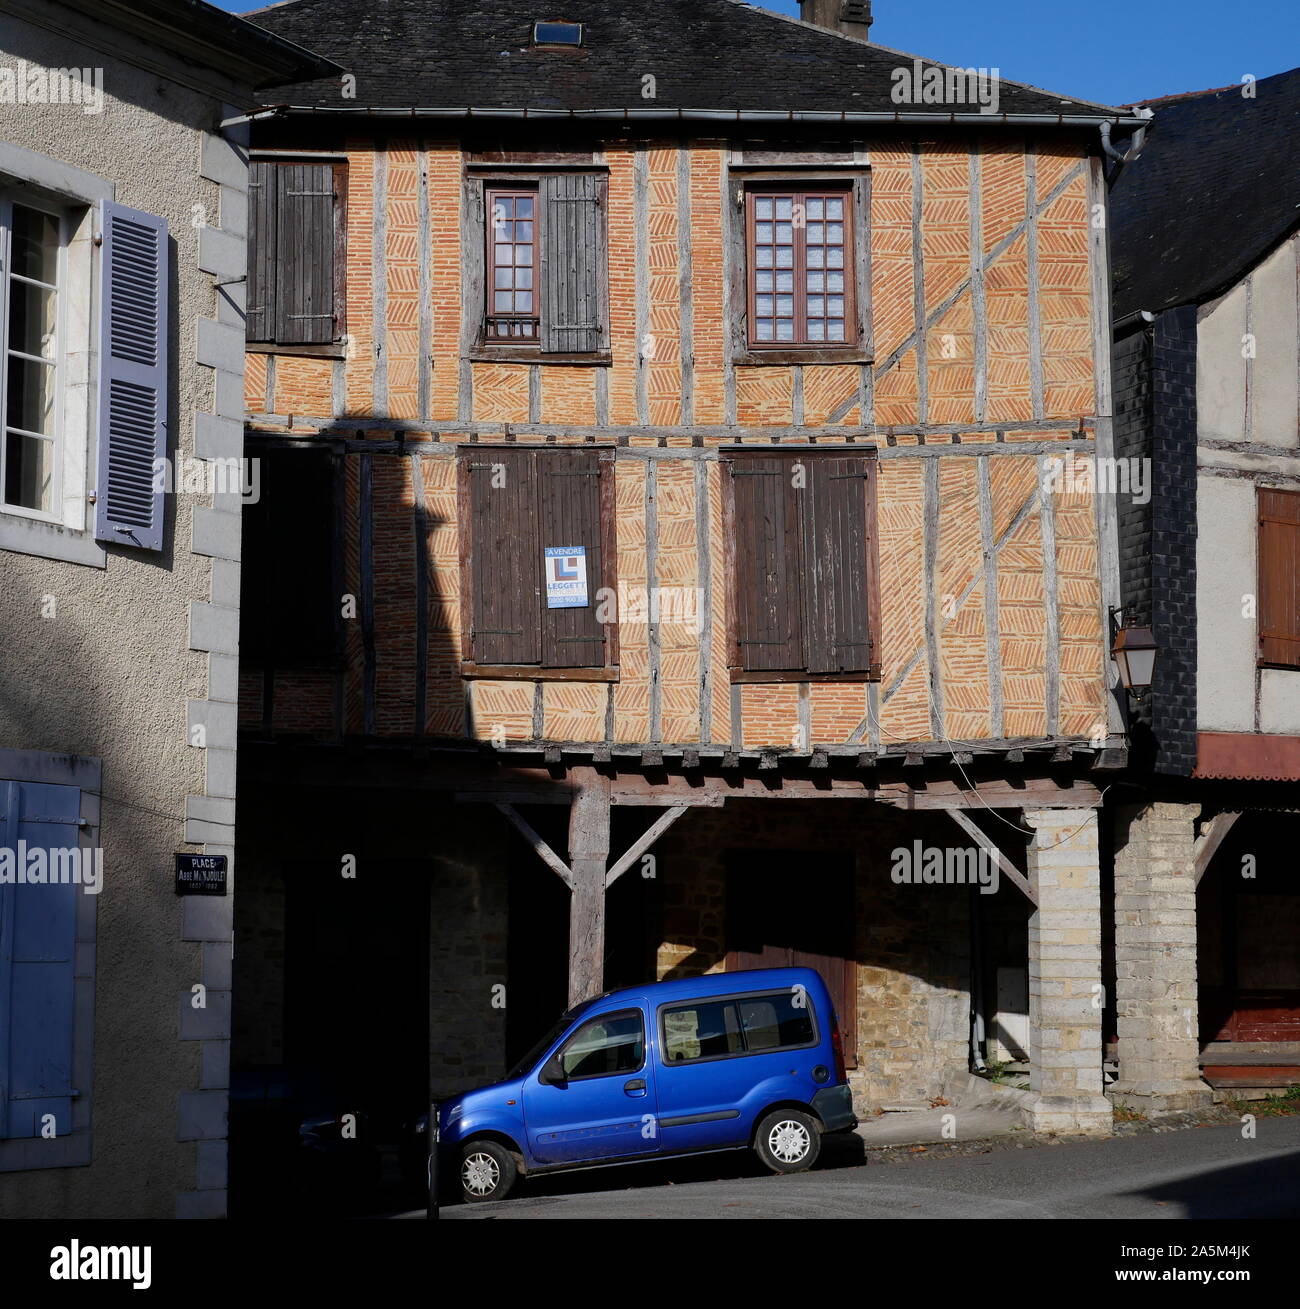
544,546,589,608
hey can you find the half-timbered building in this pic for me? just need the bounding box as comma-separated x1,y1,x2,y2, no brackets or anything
228,0,1153,1189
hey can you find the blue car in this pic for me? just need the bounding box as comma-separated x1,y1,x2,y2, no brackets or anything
439,966,857,1203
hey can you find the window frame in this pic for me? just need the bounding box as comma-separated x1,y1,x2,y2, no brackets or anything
466,167,611,364
722,446,881,683
456,444,620,681
0,194,69,524
553,1007,646,1083
245,154,348,356
744,183,857,351
727,169,872,367
656,987,821,1070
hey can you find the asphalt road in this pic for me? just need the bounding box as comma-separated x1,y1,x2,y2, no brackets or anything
435,1114,1300,1219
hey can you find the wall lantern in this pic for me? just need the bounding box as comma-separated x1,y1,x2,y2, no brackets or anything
1109,607,1158,699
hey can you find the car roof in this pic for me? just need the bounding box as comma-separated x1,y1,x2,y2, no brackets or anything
577,967,828,1016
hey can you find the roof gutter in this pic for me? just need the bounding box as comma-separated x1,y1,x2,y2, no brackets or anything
242,104,1151,128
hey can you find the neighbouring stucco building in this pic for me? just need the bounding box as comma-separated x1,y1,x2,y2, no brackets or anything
224,0,1158,1209
1109,68,1300,1108
0,0,333,1219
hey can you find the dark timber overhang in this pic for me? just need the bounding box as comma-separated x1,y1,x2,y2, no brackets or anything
239,733,1109,811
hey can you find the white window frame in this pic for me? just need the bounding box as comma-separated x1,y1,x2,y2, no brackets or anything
0,194,69,524
0,144,107,568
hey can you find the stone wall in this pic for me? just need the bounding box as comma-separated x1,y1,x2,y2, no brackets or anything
652,799,976,1110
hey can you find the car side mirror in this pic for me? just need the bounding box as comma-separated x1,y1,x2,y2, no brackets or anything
539,1055,566,1086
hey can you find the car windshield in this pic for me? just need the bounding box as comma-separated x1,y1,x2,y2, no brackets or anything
505,1011,576,1081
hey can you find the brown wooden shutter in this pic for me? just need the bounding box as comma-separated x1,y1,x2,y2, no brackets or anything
539,173,603,354
539,450,607,668
1259,489,1300,668
275,163,336,345
803,455,874,673
247,161,277,343
468,449,542,664
730,456,805,671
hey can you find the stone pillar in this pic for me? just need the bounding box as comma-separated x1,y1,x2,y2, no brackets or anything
1024,808,1113,1135
1111,802,1213,1111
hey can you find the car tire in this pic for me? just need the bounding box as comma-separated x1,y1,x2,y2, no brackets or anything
459,1139,518,1203
753,1109,821,1174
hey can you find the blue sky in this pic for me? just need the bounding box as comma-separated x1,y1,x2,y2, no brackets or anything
219,0,1300,106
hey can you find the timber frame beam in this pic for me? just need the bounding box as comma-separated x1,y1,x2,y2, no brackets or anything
495,799,691,889
943,806,1037,906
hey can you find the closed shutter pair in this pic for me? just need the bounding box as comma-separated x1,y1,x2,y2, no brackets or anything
0,779,80,1139
1259,490,1300,668
465,448,610,668
729,453,877,675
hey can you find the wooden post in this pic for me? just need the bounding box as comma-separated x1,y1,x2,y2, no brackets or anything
567,769,611,1007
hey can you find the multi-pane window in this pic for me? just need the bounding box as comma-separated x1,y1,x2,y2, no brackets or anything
746,188,854,347
485,189,538,341
1,201,62,516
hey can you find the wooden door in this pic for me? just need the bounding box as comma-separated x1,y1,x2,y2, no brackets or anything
724,851,858,1066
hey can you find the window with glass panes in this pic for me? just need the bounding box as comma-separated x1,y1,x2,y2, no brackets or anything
746,189,854,347
486,189,538,340
1,201,62,517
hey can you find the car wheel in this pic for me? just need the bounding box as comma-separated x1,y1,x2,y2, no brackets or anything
754,1109,821,1174
459,1140,518,1203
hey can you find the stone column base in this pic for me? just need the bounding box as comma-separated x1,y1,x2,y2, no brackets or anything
1023,1093,1114,1136
1109,1080,1216,1114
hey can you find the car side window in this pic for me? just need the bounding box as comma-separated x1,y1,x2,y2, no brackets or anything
662,999,744,1062
557,1009,644,1080
738,994,815,1050
661,990,819,1064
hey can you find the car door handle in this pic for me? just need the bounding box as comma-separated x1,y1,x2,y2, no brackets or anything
623,1079,647,1096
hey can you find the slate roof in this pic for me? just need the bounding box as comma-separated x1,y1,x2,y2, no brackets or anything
242,0,1132,122
1111,66,1300,321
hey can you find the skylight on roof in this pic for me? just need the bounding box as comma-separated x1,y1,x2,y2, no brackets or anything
532,21,583,47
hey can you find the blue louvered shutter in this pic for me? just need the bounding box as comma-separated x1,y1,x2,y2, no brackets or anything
0,780,80,1140
95,200,169,551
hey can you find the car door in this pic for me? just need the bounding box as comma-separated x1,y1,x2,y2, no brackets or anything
522,1006,659,1165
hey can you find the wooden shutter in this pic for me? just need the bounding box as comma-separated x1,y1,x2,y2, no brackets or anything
730,456,805,671
1259,489,1300,668
539,174,603,354
467,448,542,664
275,163,335,345
95,200,168,551
539,450,607,668
803,455,874,673
0,780,80,1139
247,160,278,342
